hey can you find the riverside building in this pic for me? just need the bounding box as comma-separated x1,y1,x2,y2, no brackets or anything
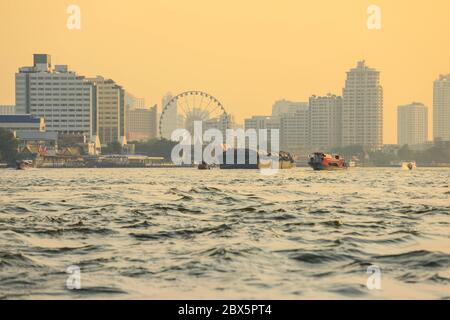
15,54,98,145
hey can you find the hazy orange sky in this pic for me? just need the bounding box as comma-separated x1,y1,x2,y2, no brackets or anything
1,0,450,143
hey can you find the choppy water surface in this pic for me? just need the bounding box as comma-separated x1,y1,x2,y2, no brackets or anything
0,168,449,299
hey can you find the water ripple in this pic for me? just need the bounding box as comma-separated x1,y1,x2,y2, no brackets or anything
0,167,449,299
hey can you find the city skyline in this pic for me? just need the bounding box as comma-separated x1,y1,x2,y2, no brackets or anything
1,1,450,144
1,1,450,302
5,53,450,150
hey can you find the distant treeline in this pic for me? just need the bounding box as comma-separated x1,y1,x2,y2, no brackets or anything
0,128,18,164
103,139,178,161
129,139,178,161
331,144,450,166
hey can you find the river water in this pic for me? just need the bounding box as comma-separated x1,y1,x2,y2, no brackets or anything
0,168,449,299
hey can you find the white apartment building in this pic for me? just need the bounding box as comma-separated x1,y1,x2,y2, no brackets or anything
342,61,383,149
15,54,96,141
309,94,342,150
0,105,15,115
433,74,450,141
397,103,428,146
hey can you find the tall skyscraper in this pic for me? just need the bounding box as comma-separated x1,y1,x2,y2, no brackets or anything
88,76,126,146
160,93,178,140
309,94,342,149
15,54,97,141
433,74,450,142
397,103,428,146
342,61,383,149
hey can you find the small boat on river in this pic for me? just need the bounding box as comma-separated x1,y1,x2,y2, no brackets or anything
401,161,417,171
198,161,211,170
16,159,35,170
308,153,347,171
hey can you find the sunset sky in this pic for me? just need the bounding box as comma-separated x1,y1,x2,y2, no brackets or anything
1,0,450,143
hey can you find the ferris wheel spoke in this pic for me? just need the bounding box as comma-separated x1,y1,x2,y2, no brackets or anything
203,96,214,115
159,91,227,139
186,95,195,115
207,103,222,119
192,93,199,113
192,93,197,111
178,98,191,119
198,94,205,111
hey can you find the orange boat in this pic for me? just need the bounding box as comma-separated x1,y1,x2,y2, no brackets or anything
308,153,347,171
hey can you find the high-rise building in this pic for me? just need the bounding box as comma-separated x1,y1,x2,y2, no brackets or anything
271,100,310,153
342,61,383,149
204,113,234,134
0,105,15,115
245,100,310,153
309,94,342,149
433,74,450,141
125,92,146,110
15,54,97,142
203,113,232,147
279,105,309,153
272,100,308,117
397,103,428,146
126,105,158,142
243,115,279,151
244,116,270,149
88,76,126,146
244,116,272,131
160,93,178,140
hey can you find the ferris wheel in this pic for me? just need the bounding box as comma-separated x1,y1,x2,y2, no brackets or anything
159,91,228,139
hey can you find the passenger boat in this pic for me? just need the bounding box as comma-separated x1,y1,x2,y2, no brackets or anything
16,159,35,170
308,153,347,171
